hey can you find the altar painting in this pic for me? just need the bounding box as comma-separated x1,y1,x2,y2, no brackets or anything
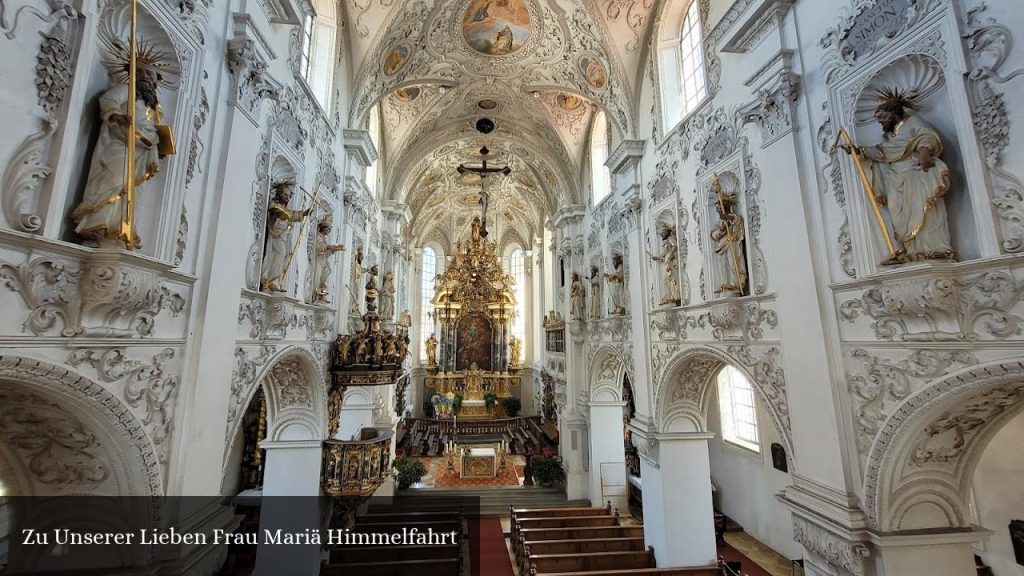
456,313,493,371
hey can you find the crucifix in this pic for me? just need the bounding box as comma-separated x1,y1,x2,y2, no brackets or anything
457,146,510,239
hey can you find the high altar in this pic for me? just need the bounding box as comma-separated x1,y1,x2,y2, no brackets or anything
426,218,520,418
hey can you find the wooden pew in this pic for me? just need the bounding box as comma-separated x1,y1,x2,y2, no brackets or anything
512,504,612,519
351,520,462,538
357,512,461,524
515,526,645,558
530,567,722,576
515,515,619,530
528,549,655,574
322,558,460,576
519,538,646,573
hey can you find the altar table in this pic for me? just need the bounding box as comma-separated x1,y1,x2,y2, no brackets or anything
461,447,496,478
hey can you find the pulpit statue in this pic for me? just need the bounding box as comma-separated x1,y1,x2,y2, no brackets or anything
508,336,522,368
587,265,602,319
349,247,364,314
379,271,396,321
709,175,748,297
260,182,311,293
604,253,626,315
364,264,380,312
651,224,681,306
569,272,586,321
399,310,412,327
72,64,171,248
312,215,345,304
425,333,439,367
842,88,956,263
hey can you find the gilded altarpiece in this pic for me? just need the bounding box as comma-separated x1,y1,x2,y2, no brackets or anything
426,218,519,417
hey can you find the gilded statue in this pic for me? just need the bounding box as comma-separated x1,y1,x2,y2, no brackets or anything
260,182,311,293
349,247,364,315
569,272,586,321
508,335,522,368
425,333,439,367
312,215,345,304
73,58,172,248
709,175,748,297
604,253,626,315
841,88,956,264
399,310,412,327
327,385,343,438
651,224,681,306
586,265,602,319
364,264,380,312
379,271,396,321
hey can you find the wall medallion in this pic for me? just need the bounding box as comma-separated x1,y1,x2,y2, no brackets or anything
383,43,411,75
462,0,531,56
394,86,420,102
558,93,585,111
578,54,607,89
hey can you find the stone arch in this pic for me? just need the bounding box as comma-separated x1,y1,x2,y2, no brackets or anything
589,346,627,403
863,361,1024,532
655,346,794,460
0,355,162,498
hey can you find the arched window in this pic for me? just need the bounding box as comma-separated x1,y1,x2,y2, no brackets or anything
658,0,708,130
510,249,526,343
590,111,611,205
300,0,336,110
716,365,760,452
419,247,437,361
366,104,381,197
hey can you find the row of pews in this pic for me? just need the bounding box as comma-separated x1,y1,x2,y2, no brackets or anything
512,504,723,576
322,511,464,576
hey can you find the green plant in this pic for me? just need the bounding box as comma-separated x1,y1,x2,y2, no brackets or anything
452,394,463,415
501,397,522,417
530,456,565,487
484,392,498,409
394,457,427,489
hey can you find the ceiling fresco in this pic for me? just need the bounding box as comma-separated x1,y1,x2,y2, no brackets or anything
339,0,665,249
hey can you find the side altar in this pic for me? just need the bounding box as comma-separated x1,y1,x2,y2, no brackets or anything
425,218,520,419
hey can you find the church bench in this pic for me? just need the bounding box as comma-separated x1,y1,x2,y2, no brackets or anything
520,538,647,574
528,549,655,573
529,567,723,576
512,505,612,519
329,543,460,564
356,511,462,524
352,520,462,536
322,558,460,576
515,515,619,530
515,526,645,557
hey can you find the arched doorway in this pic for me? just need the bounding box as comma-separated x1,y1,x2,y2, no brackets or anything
587,348,629,514
863,361,1024,574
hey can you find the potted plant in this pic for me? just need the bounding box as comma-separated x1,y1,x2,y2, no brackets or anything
530,456,565,487
484,392,498,413
501,397,522,417
452,394,463,415
394,457,427,489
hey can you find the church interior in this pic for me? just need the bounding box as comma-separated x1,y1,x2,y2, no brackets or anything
1,0,1024,574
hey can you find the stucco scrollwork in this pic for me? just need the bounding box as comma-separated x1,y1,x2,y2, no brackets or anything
227,345,277,430
68,347,180,463
791,516,870,576
727,345,791,436
910,383,1024,466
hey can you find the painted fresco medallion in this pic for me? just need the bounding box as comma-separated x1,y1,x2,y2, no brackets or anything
383,43,410,75
477,99,498,110
557,93,585,111
462,0,531,56
394,86,420,102
577,54,607,89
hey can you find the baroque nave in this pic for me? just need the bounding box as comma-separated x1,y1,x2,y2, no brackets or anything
0,0,1023,574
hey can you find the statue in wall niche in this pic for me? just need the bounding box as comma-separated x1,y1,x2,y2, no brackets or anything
604,253,626,315
569,272,586,321
586,265,602,319
349,247,364,314
710,174,748,297
364,264,380,313
842,88,956,264
425,333,438,367
312,215,345,304
651,224,681,306
509,335,522,368
260,182,312,293
379,271,396,321
72,58,173,248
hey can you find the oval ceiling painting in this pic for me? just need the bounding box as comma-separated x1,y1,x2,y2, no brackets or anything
578,54,607,89
383,43,410,75
394,86,420,102
462,0,531,56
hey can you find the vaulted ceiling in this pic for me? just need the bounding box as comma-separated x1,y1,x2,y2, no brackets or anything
339,0,661,247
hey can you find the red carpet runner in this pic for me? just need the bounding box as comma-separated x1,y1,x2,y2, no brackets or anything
470,516,515,576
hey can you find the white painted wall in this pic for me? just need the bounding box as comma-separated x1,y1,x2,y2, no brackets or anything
973,409,1024,576
707,389,801,561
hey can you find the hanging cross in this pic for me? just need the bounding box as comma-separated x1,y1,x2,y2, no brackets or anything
457,146,510,238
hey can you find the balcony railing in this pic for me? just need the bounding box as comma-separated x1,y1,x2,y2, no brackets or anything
321,427,394,498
